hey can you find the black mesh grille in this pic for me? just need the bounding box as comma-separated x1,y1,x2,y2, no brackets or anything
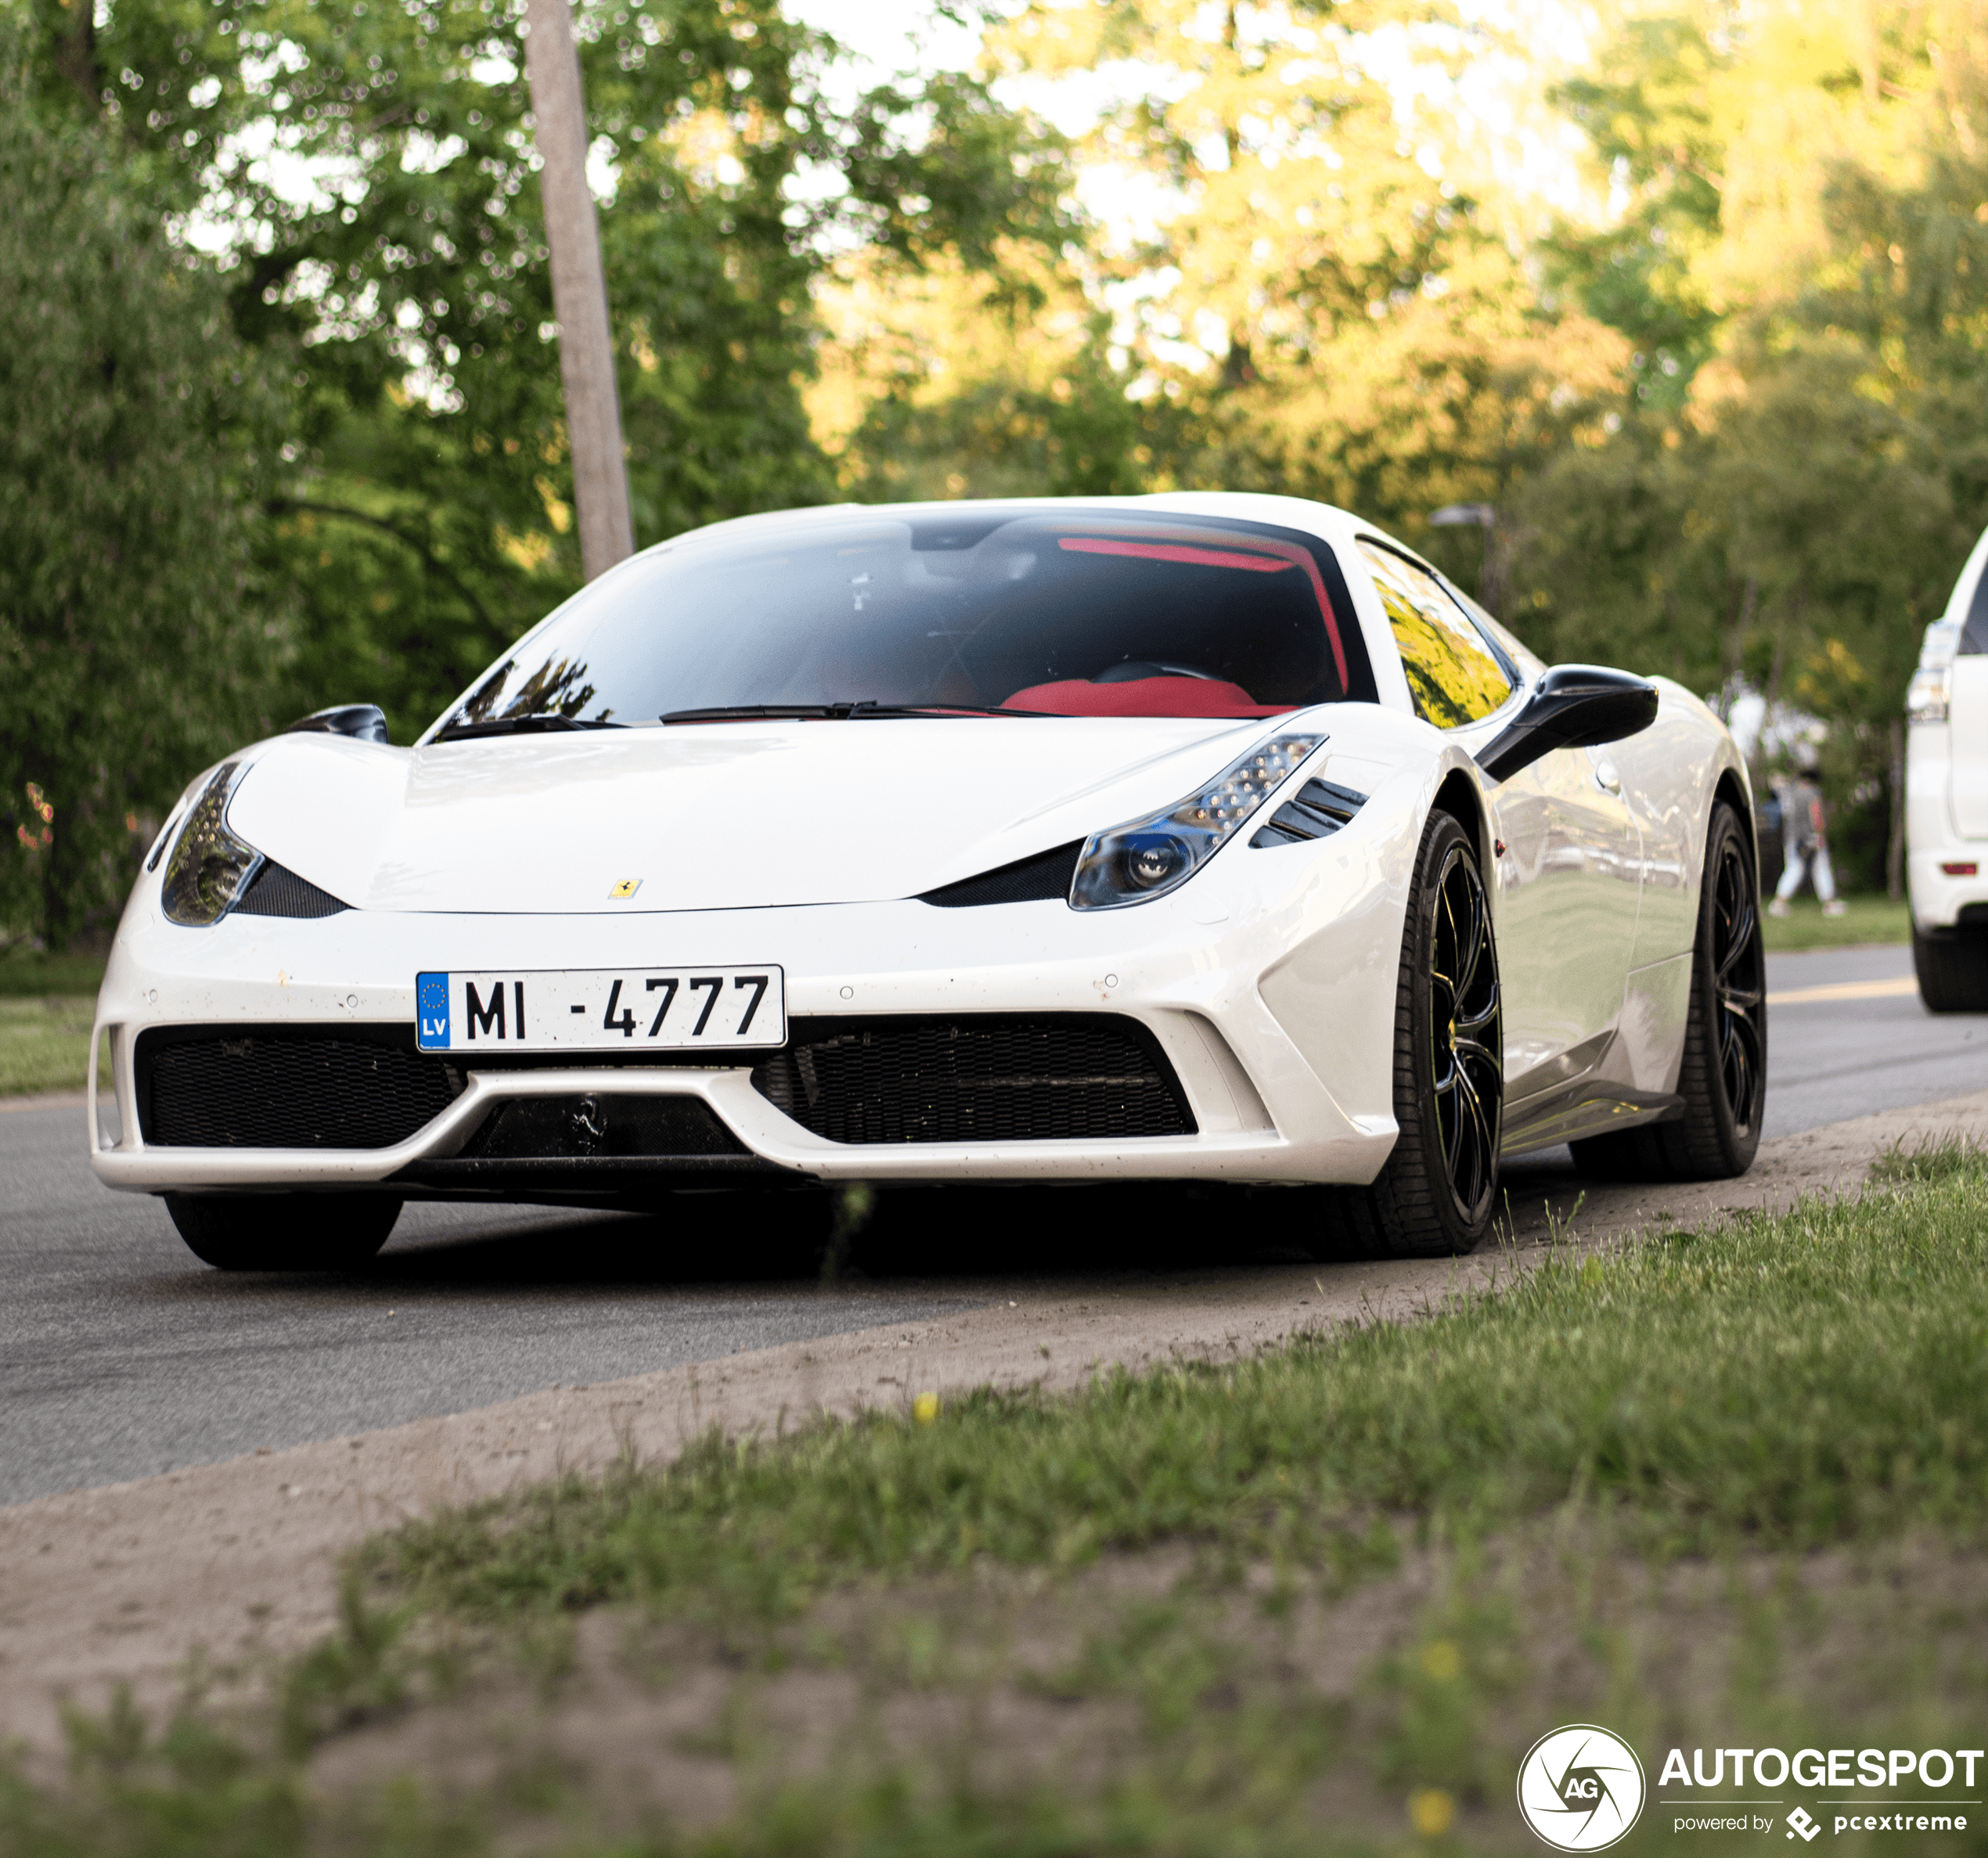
139,1029,464,1148
752,1015,1194,1144
233,860,351,918
459,1094,747,1159
919,842,1082,908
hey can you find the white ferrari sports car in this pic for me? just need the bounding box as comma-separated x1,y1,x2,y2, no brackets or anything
88,493,1767,1269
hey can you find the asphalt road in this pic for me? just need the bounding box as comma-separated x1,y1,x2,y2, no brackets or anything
2,941,1981,1505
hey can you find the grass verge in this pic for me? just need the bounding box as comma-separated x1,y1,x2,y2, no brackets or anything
1762,893,1911,952
8,1151,1988,1854
0,949,106,1096
0,996,101,1096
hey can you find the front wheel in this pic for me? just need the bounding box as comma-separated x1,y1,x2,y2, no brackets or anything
165,1193,402,1271
1323,809,1504,1258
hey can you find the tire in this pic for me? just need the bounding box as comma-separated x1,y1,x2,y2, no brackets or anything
1913,925,1988,1013
165,1193,402,1271
1322,809,1504,1258
1570,800,1766,1183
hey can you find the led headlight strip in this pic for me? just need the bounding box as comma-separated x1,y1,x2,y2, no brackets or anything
160,762,266,926
1070,732,1325,909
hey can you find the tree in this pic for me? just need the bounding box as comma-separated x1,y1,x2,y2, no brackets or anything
28,0,1071,739
0,88,287,945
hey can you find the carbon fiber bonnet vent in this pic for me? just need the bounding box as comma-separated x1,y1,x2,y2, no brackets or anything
917,841,1082,908
233,860,351,918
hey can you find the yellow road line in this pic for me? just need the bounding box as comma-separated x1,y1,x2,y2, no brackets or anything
1766,976,1918,1007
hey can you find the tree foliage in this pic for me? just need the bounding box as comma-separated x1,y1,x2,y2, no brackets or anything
0,77,288,945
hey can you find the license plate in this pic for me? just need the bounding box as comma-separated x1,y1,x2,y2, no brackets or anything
415,966,786,1054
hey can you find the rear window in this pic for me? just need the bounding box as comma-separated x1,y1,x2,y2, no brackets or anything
438,506,1378,730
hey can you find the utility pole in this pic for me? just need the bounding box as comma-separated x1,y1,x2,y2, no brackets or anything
522,0,635,582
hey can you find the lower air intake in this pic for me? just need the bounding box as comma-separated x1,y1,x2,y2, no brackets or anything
139,1028,464,1148
752,1015,1195,1144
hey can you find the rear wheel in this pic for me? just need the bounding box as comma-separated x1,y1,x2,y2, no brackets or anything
1912,925,1988,1012
1323,810,1503,1258
1571,800,1765,1182
164,1193,402,1271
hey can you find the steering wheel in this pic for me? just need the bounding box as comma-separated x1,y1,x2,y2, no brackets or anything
1091,660,1219,683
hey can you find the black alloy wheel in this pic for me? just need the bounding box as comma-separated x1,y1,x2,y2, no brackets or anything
1571,799,1766,1182
1706,823,1766,1130
1428,834,1504,1223
1320,809,1504,1258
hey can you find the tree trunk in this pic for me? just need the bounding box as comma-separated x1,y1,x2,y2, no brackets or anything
522,0,635,583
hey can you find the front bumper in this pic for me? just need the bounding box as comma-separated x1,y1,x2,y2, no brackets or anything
90,830,1412,1197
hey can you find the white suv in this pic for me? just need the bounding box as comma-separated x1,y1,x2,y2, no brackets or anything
1907,525,1988,1010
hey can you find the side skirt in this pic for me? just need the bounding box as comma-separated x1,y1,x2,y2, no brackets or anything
1499,1086,1685,1159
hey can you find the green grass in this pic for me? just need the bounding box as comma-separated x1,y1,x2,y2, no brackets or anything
1761,892,1911,952
1867,1132,1981,1189
0,996,101,1096
11,1157,1988,1856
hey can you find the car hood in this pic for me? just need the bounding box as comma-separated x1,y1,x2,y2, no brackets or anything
225,716,1308,914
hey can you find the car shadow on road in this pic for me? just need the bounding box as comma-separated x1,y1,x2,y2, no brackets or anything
170,1155,1601,1298
369,1180,1321,1291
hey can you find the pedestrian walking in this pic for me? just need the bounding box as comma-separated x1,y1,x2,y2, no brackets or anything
1770,754,1846,917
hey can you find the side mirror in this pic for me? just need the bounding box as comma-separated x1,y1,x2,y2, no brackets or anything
286,703,389,745
1475,664,1658,784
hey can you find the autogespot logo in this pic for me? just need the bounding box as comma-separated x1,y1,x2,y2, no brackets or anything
1518,1724,1648,1850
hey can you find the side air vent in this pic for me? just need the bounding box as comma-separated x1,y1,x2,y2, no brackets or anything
233,860,351,918
1250,776,1368,848
752,1014,1195,1143
918,841,1083,908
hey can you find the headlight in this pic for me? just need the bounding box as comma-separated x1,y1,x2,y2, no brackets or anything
160,762,265,925
1070,733,1324,909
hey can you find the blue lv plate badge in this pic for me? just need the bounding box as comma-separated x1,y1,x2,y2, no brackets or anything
416,971,452,1051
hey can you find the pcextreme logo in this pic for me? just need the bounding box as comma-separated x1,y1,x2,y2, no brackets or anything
1518,1725,1647,1849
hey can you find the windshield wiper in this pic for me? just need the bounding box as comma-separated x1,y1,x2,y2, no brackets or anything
660,701,1045,724
433,714,626,742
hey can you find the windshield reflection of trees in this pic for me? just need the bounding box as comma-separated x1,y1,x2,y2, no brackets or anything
459,654,606,726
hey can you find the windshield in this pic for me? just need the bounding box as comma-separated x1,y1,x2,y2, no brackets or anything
435,506,1378,732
